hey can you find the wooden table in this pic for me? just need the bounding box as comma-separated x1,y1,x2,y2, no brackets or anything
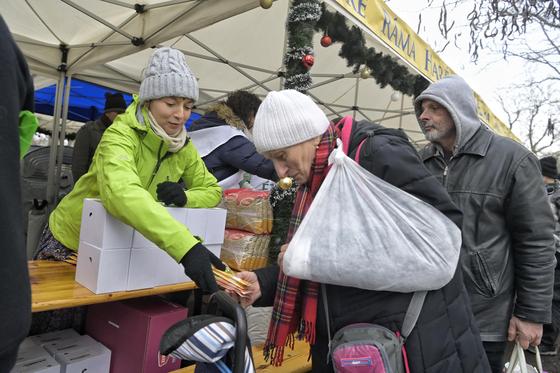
29,260,197,312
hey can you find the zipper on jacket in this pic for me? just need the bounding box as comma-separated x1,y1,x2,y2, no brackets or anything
441,156,454,187
147,142,164,188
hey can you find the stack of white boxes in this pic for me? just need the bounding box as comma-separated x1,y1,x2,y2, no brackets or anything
12,329,110,373
11,339,59,373
76,199,227,294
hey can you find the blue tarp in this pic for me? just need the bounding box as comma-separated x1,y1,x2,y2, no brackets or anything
34,79,201,128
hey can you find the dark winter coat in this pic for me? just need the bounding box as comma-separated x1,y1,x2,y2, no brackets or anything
416,76,556,342
255,119,490,373
547,185,560,252
72,114,112,182
188,103,277,183
0,15,32,371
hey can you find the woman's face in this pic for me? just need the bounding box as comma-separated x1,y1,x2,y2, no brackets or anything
266,138,319,185
148,97,193,136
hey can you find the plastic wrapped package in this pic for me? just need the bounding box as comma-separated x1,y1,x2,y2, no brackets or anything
220,229,270,271
284,141,462,292
223,189,273,234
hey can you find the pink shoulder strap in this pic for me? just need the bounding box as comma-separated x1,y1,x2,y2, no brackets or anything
338,115,367,163
338,116,354,155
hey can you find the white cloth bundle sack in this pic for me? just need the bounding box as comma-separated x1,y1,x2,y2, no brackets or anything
283,139,462,292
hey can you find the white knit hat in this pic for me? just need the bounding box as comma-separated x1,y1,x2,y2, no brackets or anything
253,90,329,153
139,47,199,103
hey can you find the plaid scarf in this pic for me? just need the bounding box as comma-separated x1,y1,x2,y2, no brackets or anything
264,124,338,366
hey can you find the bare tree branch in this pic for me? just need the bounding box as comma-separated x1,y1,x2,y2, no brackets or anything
497,78,560,155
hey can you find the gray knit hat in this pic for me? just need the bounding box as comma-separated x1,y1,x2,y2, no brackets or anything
253,90,329,153
139,47,199,103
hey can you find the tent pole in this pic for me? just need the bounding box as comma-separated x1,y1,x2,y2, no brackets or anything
185,34,271,93
352,76,360,120
46,70,66,209
196,76,279,107
306,91,345,117
307,74,350,90
61,0,135,40
53,75,73,203
327,102,409,114
375,112,416,123
357,108,372,122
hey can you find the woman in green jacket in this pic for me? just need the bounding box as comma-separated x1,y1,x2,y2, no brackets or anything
37,47,225,293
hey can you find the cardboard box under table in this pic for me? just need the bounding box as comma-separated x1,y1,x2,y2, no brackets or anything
27,329,80,348
85,296,187,373
11,339,60,373
14,333,111,373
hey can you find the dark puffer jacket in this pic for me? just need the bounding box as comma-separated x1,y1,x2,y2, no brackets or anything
72,114,112,182
255,119,490,373
188,103,277,182
417,76,555,342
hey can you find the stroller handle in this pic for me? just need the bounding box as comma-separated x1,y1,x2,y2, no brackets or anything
211,291,249,373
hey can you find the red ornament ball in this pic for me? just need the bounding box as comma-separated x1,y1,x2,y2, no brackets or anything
302,54,315,69
320,35,332,47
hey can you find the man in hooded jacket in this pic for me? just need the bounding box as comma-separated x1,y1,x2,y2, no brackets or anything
416,75,556,372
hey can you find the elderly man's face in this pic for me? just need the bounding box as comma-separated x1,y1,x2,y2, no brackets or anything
266,138,319,185
418,99,456,144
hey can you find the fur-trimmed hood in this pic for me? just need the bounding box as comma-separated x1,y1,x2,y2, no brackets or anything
189,102,246,132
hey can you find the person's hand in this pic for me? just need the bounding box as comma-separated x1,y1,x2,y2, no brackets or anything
225,271,261,308
180,243,226,293
507,315,543,349
157,181,187,207
277,244,288,271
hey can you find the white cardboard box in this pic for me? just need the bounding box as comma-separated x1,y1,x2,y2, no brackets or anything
79,198,133,249
53,343,110,373
76,202,226,292
132,244,222,286
42,335,99,357
127,248,158,290
14,346,51,365
129,247,186,287
28,330,79,348
12,343,60,373
17,339,39,352
183,208,210,239
150,248,185,286
131,207,188,249
75,241,131,294
11,355,60,373
203,208,227,244
132,207,227,249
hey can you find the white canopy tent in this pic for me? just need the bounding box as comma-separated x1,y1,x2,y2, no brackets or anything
2,0,508,205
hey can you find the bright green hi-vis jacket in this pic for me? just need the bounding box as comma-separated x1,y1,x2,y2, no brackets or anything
49,97,222,262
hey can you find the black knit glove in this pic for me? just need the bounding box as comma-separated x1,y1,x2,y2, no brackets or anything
180,243,226,293
157,181,187,207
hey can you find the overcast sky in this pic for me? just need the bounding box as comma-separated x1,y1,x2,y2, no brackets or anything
385,1,529,122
